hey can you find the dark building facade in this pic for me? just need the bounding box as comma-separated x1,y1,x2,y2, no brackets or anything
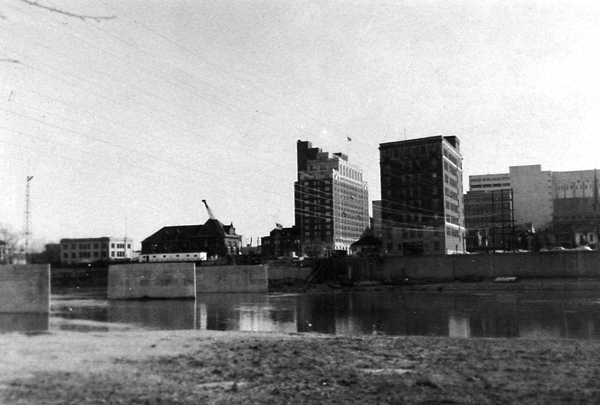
552,197,600,249
261,225,301,259
551,170,600,249
140,219,242,262
294,140,369,257
379,135,465,255
464,189,515,251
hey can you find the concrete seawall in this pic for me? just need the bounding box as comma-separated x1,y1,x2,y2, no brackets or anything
0,265,50,313
197,265,267,293
108,263,196,299
108,263,268,298
351,251,600,281
265,262,312,280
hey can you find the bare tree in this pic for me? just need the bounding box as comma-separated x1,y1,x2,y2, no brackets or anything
0,225,24,264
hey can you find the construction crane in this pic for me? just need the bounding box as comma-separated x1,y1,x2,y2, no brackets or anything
202,199,215,220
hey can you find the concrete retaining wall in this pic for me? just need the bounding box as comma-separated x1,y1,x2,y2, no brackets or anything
0,265,50,313
197,265,268,293
365,251,600,281
266,262,312,280
108,263,196,299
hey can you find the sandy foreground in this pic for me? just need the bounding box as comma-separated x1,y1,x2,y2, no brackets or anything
1,329,600,404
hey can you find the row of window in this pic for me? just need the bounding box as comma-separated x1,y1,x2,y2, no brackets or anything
445,187,459,201
446,214,460,225
471,176,510,182
63,251,124,259
382,143,440,159
62,243,131,250
471,183,510,189
557,184,596,190
443,160,459,176
445,201,459,213
444,174,458,188
446,227,460,237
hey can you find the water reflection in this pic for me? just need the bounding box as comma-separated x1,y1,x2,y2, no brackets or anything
0,313,48,333
109,300,196,330
6,289,600,339
101,291,600,339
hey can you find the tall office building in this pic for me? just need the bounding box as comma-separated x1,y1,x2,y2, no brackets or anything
294,140,369,256
379,135,466,255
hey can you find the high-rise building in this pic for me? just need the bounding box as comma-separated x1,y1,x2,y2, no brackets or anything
294,140,369,257
379,135,466,255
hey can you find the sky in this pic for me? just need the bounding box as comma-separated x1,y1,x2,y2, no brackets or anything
1,0,600,250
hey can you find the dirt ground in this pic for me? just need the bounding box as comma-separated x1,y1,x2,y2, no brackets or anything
1,329,600,404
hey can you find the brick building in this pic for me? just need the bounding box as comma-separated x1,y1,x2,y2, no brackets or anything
60,237,133,265
261,225,301,260
379,135,466,255
140,219,242,262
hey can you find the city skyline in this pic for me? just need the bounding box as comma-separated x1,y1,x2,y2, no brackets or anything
2,1,600,249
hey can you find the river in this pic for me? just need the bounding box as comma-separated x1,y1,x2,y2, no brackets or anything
5,287,600,339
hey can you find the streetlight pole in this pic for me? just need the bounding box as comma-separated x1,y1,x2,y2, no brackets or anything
24,176,34,264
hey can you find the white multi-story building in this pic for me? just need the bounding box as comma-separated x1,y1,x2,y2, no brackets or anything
469,165,553,230
60,237,134,265
295,140,369,256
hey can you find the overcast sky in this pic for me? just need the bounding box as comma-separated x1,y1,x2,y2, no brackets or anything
2,0,599,249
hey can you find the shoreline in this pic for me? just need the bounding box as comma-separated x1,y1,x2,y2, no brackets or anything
6,280,600,403
268,277,600,294
2,329,600,404
50,277,600,299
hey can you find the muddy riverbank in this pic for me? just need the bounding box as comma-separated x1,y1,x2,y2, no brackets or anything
269,277,600,294
1,329,600,404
